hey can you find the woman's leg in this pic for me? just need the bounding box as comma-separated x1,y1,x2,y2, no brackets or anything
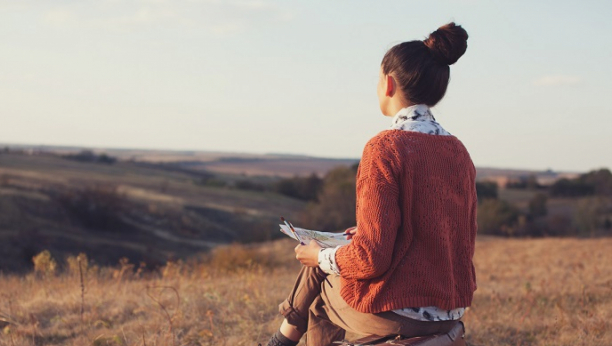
268,265,344,346
277,265,327,335
318,275,458,338
304,293,345,346
278,320,302,342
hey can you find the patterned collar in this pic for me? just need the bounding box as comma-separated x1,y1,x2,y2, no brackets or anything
390,104,451,136
391,104,435,126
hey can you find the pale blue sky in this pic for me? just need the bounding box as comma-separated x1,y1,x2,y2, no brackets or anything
1,0,611,172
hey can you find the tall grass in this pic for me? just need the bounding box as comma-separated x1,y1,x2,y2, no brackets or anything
0,237,610,346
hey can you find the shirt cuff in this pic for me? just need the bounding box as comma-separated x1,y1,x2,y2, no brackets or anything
318,246,342,275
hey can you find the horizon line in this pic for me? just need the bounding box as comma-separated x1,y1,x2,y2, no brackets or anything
0,141,593,174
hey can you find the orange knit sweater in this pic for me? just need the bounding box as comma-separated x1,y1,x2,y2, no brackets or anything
335,130,478,313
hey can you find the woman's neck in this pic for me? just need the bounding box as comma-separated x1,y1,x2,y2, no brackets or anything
385,100,413,117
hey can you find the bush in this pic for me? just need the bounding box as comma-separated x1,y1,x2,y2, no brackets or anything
63,150,117,164
528,193,548,218
53,184,132,232
549,168,612,198
581,168,612,195
274,173,323,201
302,166,356,232
205,243,276,271
476,181,498,201
477,199,520,236
550,178,595,197
506,174,541,190
66,253,89,276
573,196,611,235
32,250,57,276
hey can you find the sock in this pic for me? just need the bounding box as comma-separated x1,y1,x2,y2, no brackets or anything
266,330,299,346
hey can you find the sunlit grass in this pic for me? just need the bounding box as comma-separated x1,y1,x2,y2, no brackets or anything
1,237,611,346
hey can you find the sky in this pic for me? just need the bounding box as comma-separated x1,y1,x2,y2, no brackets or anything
1,0,611,172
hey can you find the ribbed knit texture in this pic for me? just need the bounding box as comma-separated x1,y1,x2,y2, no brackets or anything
335,130,478,313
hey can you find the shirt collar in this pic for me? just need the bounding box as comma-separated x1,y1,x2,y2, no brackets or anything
390,104,436,128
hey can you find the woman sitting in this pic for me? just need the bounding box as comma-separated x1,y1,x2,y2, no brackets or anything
265,22,477,346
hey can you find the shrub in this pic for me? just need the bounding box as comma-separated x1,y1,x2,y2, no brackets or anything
550,178,595,197
274,173,323,201
477,199,520,236
66,253,89,276
573,196,611,235
32,250,57,276
549,168,612,198
581,168,612,195
528,193,548,218
206,243,275,271
302,166,356,232
476,181,498,201
63,150,117,164
53,184,132,232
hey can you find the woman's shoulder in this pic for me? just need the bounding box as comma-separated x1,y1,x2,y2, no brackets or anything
361,130,420,164
366,129,463,148
364,130,471,162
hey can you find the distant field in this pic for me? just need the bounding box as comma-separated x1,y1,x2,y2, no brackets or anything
0,237,609,346
189,157,359,177
1,145,360,177
4,144,577,179
0,152,307,272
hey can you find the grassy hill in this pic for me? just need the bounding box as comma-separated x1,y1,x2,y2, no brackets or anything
0,152,306,272
1,147,607,272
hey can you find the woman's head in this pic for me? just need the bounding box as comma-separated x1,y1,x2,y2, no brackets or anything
378,22,468,114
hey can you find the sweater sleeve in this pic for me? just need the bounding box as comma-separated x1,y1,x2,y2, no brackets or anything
335,134,402,280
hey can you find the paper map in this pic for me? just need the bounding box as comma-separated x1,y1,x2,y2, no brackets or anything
279,224,351,248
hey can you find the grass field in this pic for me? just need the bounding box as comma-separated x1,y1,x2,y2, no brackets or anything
1,149,610,345
0,236,610,346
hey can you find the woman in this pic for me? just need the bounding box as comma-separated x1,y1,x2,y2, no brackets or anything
265,22,477,346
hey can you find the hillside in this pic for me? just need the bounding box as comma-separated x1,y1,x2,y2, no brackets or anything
3,143,577,179
1,145,361,178
0,146,605,272
0,151,306,272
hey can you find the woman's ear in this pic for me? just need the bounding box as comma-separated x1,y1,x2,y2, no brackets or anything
385,75,396,97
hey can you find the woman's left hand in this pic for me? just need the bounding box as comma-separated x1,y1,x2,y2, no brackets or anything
294,241,322,267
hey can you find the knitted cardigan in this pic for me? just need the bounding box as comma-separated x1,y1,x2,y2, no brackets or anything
335,129,478,313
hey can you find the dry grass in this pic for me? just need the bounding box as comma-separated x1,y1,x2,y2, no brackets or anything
465,237,612,346
1,237,611,346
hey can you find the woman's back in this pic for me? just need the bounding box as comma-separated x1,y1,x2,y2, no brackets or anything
336,129,478,313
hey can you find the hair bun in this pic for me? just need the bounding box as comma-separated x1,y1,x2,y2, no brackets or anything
423,22,468,65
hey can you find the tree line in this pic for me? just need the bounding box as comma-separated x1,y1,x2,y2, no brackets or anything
274,166,612,237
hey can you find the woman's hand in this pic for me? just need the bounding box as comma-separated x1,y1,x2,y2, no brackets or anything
344,226,358,240
294,241,322,267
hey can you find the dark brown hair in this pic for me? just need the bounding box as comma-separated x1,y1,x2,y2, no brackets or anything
381,22,468,106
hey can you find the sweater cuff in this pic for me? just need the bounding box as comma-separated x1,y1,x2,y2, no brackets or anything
318,246,342,275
